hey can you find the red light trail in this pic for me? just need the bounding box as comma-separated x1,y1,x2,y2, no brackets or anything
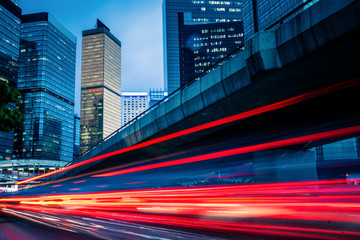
73,180,86,184
2,180,360,239
16,78,360,185
92,125,360,177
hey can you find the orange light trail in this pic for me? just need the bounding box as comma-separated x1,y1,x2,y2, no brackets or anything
2,180,360,239
73,180,86,184
16,78,360,185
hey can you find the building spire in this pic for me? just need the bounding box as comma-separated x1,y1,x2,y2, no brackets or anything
96,18,110,31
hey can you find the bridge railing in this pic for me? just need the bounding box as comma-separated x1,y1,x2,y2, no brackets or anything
64,45,244,168
64,0,322,169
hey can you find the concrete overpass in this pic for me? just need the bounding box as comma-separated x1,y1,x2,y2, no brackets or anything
47,0,360,182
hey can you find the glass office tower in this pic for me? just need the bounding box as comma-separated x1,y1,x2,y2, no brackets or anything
80,20,121,154
15,13,76,165
149,89,168,108
163,0,243,94
178,13,243,85
0,0,21,161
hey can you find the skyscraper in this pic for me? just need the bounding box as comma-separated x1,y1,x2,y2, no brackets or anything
149,89,168,108
121,92,149,126
178,13,243,85
0,0,21,161
15,12,76,166
163,0,243,94
80,20,121,154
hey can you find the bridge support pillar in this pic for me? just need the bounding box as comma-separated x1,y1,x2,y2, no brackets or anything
252,149,318,183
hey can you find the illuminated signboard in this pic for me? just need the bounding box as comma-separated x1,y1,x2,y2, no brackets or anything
88,89,104,94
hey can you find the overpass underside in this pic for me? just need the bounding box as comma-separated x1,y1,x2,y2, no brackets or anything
49,0,360,182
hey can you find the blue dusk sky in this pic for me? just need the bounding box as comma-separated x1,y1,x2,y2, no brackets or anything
18,0,164,114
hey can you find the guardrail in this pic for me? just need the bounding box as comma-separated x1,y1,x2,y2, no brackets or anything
65,44,244,167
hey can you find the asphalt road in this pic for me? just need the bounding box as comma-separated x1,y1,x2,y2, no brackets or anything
0,215,239,240
0,217,98,240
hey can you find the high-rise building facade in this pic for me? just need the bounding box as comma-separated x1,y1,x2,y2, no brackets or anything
73,114,80,159
0,0,21,88
80,20,121,154
15,13,76,166
163,0,243,94
149,89,168,108
178,13,243,85
0,0,21,161
121,92,149,126
243,0,320,40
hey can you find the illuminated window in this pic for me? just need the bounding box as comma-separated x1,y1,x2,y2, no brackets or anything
229,8,241,12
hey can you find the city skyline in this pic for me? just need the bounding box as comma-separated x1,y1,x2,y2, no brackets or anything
18,0,164,115
2,1,360,238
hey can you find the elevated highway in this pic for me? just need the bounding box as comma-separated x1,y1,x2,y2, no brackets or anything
44,0,360,182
